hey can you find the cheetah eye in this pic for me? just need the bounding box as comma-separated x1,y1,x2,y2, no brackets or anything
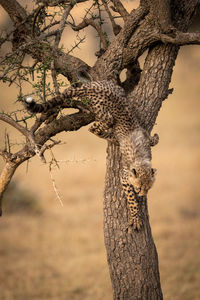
132,168,137,177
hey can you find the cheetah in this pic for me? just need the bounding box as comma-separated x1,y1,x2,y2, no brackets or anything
24,80,158,229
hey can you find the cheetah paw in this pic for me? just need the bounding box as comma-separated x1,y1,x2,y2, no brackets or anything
150,133,159,147
129,215,142,230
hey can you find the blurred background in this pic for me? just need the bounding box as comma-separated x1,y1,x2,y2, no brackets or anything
0,1,200,299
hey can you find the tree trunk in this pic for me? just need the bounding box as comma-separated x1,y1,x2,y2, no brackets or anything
104,143,163,299
103,1,198,296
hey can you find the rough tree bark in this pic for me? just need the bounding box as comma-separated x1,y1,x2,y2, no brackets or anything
102,2,198,299
0,0,199,299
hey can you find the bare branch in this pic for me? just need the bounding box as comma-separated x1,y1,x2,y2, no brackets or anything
0,113,30,138
54,5,72,48
35,111,94,142
0,0,27,24
0,161,19,215
110,0,129,21
51,62,61,96
71,18,108,50
38,0,89,6
160,31,200,45
49,150,64,207
102,0,121,35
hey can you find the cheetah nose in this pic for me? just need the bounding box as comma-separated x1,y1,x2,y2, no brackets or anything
138,189,146,196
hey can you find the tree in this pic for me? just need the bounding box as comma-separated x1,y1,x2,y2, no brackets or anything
0,0,199,299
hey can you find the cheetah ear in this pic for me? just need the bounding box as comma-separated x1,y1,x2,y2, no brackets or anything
132,168,137,177
151,168,157,175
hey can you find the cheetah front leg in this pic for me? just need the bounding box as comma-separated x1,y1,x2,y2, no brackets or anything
150,133,159,147
122,183,142,230
121,168,142,230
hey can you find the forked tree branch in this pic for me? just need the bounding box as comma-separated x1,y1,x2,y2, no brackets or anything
70,18,108,50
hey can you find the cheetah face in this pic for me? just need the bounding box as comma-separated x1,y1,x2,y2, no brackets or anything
128,166,156,196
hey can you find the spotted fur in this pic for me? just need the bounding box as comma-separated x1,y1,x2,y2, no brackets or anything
25,80,157,229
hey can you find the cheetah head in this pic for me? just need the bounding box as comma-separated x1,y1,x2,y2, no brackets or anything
128,165,156,196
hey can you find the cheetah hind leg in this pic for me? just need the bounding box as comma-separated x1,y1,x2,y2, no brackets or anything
89,122,117,142
89,110,114,136
89,121,108,135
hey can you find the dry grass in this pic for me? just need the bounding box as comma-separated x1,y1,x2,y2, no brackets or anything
0,4,200,298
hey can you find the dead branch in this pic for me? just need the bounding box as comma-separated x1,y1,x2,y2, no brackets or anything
38,0,89,6
0,0,27,24
110,0,129,21
49,149,64,207
51,62,61,96
54,5,72,47
0,113,30,138
0,161,19,215
160,31,200,45
102,0,121,35
70,18,108,50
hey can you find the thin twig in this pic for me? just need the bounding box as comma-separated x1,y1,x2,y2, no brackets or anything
49,150,64,207
70,18,108,50
42,67,46,103
0,113,30,138
102,0,121,35
54,5,72,48
51,61,60,96
110,0,129,21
